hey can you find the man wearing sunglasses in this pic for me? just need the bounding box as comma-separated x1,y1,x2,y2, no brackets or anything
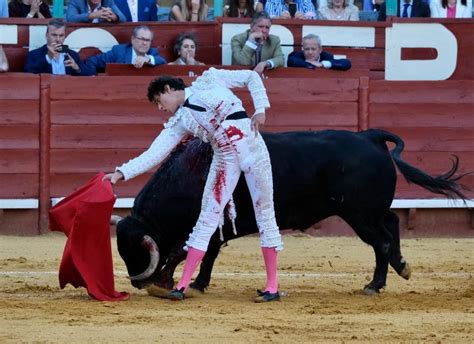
83,25,166,74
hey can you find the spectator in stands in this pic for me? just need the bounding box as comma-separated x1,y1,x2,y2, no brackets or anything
224,0,263,17
0,0,9,17
318,0,359,20
231,11,284,74
265,0,318,19
430,0,472,17
9,0,51,18
66,0,126,22
288,34,352,70
0,45,9,72
24,19,91,76
378,0,430,20
84,25,166,74
114,0,158,21
169,0,208,21
169,33,205,65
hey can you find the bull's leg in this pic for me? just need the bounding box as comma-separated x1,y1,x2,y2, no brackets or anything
157,245,187,289
343,215,393,295
384,211,411,280
189,237,222,292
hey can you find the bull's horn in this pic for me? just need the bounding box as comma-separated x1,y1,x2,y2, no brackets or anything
128,235,160,281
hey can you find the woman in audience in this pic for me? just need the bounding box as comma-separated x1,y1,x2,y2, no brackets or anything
8,0,51,18
0,45,9,72
169,0,208,21
430,0,472,18
318,0,359,20
223,0,263,17
169,33,205,65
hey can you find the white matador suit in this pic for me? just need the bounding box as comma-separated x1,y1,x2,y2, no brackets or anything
117,68,283,252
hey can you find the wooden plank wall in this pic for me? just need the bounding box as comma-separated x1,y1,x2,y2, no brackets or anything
369,80,474,199
47,74,361,197
48,76,160,197
0,73,40,198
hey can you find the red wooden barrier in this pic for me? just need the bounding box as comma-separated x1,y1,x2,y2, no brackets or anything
0,73,40,198
0,71,472,235
369,79,474,200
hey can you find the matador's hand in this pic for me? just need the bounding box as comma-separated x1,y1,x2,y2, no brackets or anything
103,171,124,184
251,113,266,137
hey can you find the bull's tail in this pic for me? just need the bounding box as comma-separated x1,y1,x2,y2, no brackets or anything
365,129,469,200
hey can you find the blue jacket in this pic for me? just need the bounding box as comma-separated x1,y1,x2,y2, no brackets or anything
114,0,157,22
66,0,126,22
287,50,351,71
24,44,92,75
84,43,166,74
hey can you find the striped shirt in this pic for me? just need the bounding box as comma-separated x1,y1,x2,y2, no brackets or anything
264,0,317,19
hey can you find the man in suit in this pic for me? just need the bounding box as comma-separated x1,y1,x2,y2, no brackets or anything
114,0,157,22
24,19,91,75
84,25,166,74
378,0,430,21
231,11,284,74
66,0,126,23
287,34,351,71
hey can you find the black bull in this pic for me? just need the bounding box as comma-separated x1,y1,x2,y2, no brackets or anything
116,129,467,295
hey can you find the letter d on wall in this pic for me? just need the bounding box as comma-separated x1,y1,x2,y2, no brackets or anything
385,23,457,81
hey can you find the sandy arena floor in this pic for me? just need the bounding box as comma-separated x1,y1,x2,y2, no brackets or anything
0,233,473,343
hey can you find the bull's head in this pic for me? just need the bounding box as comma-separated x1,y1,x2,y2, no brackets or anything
116,215,183,290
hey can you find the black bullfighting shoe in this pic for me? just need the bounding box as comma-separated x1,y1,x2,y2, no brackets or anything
254,289,281,303
167,288,185,301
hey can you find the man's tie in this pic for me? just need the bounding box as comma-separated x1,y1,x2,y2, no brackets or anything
255,44,262,66
183,98,206,112
402,2,410,17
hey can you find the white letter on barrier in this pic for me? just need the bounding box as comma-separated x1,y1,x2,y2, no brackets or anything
385,23,457,81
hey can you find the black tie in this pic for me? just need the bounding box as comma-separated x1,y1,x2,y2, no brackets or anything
183,98,206,112
402,2,410,17
255,44,262,66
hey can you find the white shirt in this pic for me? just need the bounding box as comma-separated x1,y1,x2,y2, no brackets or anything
127,0,139,22
132,49,155,65
88,4,101,23
45,53,66,75
117,68,270,181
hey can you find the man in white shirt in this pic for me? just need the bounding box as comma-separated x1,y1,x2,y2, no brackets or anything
104,68,283,303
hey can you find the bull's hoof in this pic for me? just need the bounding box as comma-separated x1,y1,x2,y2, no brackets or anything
186,286,205,298
400,262,412,280
146,284,170,298
363,285,381,296
188,282,206,293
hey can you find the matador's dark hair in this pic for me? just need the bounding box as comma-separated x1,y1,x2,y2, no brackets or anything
147,76,187,102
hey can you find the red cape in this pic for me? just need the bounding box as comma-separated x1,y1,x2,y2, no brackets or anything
49,173,129,301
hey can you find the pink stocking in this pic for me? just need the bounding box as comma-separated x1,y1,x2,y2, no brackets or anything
176,247,206,291
262,247,278,293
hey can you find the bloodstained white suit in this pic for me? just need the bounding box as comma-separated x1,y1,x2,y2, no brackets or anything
117,68,283,252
